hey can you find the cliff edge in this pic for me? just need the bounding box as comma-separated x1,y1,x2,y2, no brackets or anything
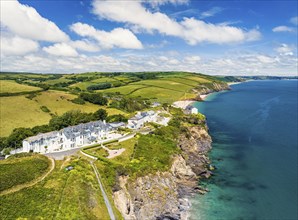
113,125,212,220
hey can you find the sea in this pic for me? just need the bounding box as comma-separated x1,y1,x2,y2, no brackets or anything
190,80,298,220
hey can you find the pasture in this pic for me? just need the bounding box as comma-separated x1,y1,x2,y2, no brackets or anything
0,90,125,137
0,80,40,93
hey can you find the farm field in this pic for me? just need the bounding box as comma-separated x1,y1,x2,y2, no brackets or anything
99,84,149,95
0,154,50,192
0,157,113,220
0,80,41,93
0,90,125,137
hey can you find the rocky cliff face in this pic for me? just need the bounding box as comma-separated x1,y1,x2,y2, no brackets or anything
191,82,230,101
113,126,212,220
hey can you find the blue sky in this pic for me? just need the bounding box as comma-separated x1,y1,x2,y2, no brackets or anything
0,0,297,75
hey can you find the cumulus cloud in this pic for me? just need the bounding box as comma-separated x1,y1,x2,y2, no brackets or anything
272,26,295,33
70,22,143,49
0,0,69,42
0,35,39,55
184,55,201,64
43,43,78,57
70,40,100,52
91,0,261,45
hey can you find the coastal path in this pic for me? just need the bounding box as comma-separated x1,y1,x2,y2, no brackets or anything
90,161,116,220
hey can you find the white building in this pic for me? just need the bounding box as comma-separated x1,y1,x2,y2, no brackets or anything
127,110,170,129
22,120,122,154
185,106,198,115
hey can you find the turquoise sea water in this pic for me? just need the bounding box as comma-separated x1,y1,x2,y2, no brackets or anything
191,80,298,220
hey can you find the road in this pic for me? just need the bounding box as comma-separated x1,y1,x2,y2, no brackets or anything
45,148,81,160
90,161,116,220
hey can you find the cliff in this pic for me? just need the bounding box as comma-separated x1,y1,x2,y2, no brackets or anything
113,126,212,220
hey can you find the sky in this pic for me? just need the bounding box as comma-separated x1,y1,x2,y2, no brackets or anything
0,0,297,76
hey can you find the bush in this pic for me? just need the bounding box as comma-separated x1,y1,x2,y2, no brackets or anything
87,83,112,91
71,97,85,105
40,106,50,113
79,93,108,105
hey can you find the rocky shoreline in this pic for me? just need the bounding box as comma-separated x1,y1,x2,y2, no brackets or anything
112,82,230,220
113,125,213,220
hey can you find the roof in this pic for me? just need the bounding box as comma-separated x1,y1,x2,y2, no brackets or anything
24,120,111,143
25,131,58,143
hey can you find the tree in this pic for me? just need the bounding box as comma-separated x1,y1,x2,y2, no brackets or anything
93,109,108,121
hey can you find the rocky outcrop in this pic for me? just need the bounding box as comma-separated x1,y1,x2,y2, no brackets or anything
191,82,230,101
113,126,213,220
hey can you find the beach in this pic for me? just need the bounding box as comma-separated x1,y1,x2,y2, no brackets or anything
172,100,195,109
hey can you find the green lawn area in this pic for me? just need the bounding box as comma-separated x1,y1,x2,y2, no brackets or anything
0,157,112,220
0,154,50,192
0,90,125,137
0,80,40,93
109,138,137,164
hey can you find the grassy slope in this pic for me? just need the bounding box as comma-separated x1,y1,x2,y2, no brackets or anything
0,90,125,137
0,80,40,93
0,157,111,220
0,154,50,192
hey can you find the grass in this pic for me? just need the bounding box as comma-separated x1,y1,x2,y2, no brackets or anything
0,154,50,192
110,138,137,164
0,80,40,93
85,147,109,158
0,157,111,220
129,86,195,103
0,90,125,137
0,95,51,137
99,84,148,95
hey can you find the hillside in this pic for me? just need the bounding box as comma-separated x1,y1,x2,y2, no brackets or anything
0,71,228,137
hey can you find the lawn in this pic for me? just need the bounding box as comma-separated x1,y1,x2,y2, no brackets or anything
0,154,50,192
0,80,41,93
0,90,125,137
0,157,111,220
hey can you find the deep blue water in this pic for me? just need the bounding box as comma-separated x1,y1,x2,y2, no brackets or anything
191,80,298,220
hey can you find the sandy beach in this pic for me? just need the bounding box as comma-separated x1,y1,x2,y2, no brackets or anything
172,100,195,109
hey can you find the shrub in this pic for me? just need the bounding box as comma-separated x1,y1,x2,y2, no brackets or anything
40,106,51,113
71,97,85,105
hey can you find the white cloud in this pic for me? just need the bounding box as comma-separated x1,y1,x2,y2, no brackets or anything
70,40,100,52
43,43,78,57
184,55,201,64
275,44,295,56
272,26,295,33
290,16,298,25
0,0,69,42
0,35,39,55
91,0,261,44
70,22,143,49
200,7,223,19
145,0,189,8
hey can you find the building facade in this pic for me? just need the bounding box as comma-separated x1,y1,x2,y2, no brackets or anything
22,120,121,153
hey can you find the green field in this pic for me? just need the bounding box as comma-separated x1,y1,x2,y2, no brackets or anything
0,154,50,192
0,80,40,93
0,157,113,220
0,90,125,137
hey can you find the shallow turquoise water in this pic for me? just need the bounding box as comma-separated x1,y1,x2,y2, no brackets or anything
191,80,298,220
